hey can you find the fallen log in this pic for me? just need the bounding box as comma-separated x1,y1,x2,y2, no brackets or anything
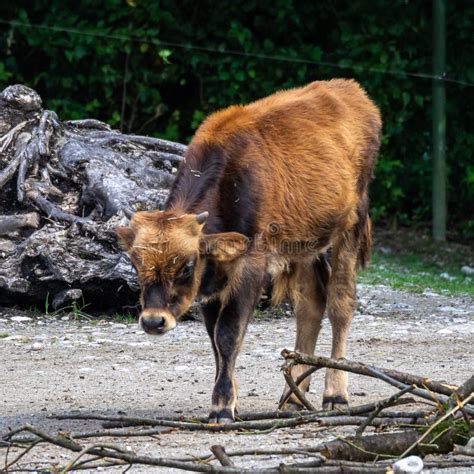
0,84,184,310
320,429,456,462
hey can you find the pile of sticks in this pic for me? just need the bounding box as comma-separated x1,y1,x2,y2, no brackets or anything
1,351,473,472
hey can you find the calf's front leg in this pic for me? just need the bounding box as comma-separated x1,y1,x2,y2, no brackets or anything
201,299,221,381
208,267,264,424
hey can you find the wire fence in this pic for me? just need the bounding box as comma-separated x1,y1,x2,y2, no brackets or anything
0,19,473,88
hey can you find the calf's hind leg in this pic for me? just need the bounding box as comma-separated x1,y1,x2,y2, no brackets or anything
323,233,357,410
280,258,329,408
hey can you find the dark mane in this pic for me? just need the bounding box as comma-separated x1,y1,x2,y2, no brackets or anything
165,142,226,214
165,138,261,237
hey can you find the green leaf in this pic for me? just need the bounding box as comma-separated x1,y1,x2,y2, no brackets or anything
158,49,172,63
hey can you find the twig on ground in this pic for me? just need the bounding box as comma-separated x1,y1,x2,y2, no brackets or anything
355,385,416,438
3,425,216,472
282,350,459,397
176,447,325,463
102,404,424,429
366,367,451,410
282,350,474,414
278,365,319,409
60,443,130,473
53,398,418,432
210,445,234,467
4,426,174,445
455,375,474,400
3,440,42,472
282,366,316,411
399,392,474,459
45,413,425,436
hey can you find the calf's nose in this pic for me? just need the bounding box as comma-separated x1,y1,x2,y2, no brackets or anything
141,316,165,333
139,308,176,335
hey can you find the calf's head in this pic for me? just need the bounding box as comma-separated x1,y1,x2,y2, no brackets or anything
116,210,248,335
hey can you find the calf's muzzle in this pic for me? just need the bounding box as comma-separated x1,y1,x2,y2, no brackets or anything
140,308,176,335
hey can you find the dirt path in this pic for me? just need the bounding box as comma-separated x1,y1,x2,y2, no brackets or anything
1,284,473,472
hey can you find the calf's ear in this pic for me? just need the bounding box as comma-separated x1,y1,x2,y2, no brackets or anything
200,232,249,262
115,226,135,250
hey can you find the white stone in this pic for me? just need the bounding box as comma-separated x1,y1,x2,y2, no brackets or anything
437,328,453,335
438,306,467,314
392,456,423,473
126,341,152,347
461,265,474,275
112,323,127,329
10,316,32,322
174,365,189,372
95,338,113,344
440,272,455,281
30,342,44,351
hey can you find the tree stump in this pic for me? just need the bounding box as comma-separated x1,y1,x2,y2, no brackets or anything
0,84,183,312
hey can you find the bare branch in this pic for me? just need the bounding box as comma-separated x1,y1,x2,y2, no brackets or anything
282,350,465,400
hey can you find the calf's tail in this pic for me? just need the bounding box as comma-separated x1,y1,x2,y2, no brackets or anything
357,214,372,270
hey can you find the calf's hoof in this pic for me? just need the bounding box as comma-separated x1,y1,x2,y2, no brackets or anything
208,408,234,425
322,395,349,411
282,400,305,412
279,385,310,412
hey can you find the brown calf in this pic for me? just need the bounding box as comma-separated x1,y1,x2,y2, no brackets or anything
116,79,382,424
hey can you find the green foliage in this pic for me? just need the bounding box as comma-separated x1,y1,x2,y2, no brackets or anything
359,250,474,297
112,312,136,323
0,0,473,237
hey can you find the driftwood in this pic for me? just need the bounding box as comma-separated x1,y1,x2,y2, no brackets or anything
0,84,185,310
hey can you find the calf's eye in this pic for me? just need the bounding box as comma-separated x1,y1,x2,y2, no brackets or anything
176,260,194,283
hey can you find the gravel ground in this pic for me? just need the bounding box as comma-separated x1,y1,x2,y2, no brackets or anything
1,284,473,472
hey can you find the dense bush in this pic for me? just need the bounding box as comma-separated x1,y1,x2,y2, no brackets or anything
0,0,473,239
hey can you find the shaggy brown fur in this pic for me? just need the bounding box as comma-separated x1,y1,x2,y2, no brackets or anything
116,79,382,423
